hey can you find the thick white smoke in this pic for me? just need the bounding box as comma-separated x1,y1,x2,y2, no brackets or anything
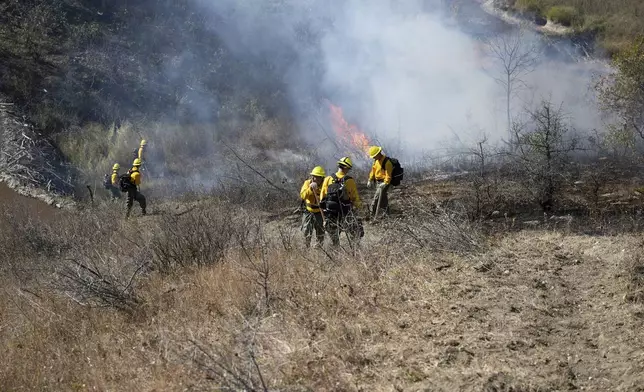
318,2,501,155
193,0,609,160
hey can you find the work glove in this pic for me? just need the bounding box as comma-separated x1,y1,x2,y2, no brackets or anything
309,182,318,190
367,180,373,189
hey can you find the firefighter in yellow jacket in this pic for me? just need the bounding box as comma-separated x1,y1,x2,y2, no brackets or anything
320,157,364,247
108,163,121,200
367,146,393,218
125,158,147,218
300,166,326,248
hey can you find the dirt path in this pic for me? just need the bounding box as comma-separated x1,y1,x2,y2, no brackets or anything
0,182,61,222
285,230,644,390
374,232,644,391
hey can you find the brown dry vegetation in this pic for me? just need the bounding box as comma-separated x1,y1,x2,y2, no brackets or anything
2,177,644,391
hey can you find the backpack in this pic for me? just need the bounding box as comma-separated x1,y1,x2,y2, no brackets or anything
322,174,351,214
383,157,404,186
118,173,134,192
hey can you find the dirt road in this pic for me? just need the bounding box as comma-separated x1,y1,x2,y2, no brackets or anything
0,182,61,222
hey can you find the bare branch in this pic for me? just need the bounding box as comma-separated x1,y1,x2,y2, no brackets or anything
221,140,289,193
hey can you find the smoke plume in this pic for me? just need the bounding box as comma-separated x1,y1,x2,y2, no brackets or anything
191,0,608,162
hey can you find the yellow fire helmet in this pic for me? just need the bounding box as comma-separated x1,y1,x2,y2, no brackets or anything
112,163,120,171
310,166,326,177
140,139,147,146
368,146,382,158
338,157,353,169
133,158,142,166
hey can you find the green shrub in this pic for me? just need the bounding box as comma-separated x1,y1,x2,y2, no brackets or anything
582,15,607,34
515,0,547,14
546,5,581,27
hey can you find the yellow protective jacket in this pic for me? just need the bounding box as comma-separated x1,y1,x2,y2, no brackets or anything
320,171,362,209
369,155,394,184
129,168,142,186
111,170,119,186
300,179,321,213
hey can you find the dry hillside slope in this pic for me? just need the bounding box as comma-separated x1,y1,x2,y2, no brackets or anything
1,181,644,391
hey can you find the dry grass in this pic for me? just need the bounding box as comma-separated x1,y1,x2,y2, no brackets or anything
54,118,322,211
1,189,644,391
511,0,644,54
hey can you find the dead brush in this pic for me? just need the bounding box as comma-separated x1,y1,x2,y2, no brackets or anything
56,252,145,314
624,254,644,303
185,305,271,392
232,216,281,311
150,205,238,273
52,206,147,314
0,207,65,284
387,196,484,255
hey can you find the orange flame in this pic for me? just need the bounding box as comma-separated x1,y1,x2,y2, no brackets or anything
328,103,371,155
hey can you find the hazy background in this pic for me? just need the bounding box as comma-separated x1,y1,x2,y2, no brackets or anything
0,0,614,194
191,0,609,162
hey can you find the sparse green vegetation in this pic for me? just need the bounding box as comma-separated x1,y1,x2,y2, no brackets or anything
515,0,547,14
546,5,580,27
508,0,644,54
596,37,644,148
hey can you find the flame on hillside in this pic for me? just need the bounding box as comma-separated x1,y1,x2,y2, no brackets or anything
329,103,371,155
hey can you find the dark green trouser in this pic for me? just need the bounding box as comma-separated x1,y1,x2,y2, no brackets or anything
302,210,324,248
325,210,364,248
108,185,121,200
126,188,147,218
370,183,390,217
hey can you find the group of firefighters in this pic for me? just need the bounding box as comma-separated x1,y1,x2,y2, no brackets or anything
300,145,394,249
105,139,147,218
103,140,394,239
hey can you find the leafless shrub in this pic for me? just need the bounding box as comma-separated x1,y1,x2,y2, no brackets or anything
56,253,145,314
510,100,580,212
48,205,148,314
388,197,484,255
187,307,270,391
276,223,296,252
0,203,127,288
460,135,509,220
150,206,237,273
482,26,541,145
234,219,273,310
